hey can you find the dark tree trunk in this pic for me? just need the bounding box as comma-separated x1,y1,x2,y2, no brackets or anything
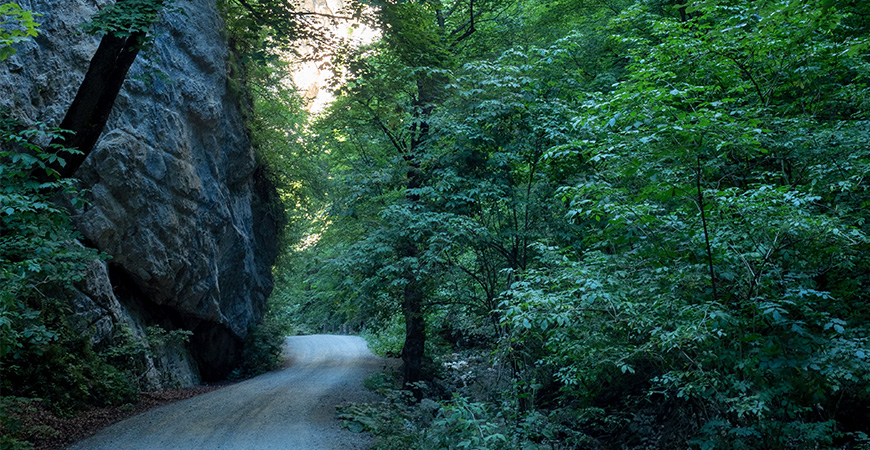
401,268,426,393
397,75,439,393
385,2,463,391
399,163,428,395
50,30,144,178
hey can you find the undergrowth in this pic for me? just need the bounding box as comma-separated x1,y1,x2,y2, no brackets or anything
336,354,589,450
230,319,287,379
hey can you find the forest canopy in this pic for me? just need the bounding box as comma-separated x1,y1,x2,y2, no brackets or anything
275,0,870,448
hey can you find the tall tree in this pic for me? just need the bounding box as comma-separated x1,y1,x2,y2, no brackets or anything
331,0,490,388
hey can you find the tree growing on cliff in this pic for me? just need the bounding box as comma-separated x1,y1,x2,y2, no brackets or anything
46,0,171,178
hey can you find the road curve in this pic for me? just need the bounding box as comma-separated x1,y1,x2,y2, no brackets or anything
67,335,383,450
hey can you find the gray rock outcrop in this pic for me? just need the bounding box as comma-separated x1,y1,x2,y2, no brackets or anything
0,0,278,384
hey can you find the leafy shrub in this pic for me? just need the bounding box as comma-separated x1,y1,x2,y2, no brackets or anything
232,320,286,379
339,383,567,450
0,2,40,61
0,397,37,450
0,112,140,413
419,395,512,450
499,1,870,446
362,315,405,358
337,371,421,449
0,114,96,361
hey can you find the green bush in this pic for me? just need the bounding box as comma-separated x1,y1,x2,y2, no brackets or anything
362,315,405,358
0,397,37,450
337,372,420,449
3,328,138,413
0,112,141,413
419,395,512,450
233,320,286,379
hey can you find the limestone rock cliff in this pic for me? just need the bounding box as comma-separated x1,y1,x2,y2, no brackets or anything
0,0,278,384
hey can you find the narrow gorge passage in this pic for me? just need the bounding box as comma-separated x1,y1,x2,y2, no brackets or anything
67,335,384,450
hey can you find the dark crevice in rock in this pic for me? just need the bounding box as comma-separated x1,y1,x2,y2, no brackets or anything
185,320,243,382
107,264,239,381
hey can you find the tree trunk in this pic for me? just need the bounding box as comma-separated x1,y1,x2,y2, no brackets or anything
401,267,426,394
49,30,144,178
385,2,462,392
397,75,438,392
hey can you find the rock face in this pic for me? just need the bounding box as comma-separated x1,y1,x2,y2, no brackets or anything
0,0,278,384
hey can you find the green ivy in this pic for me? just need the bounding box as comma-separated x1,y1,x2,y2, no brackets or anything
0,2,39,61
80,0,173,40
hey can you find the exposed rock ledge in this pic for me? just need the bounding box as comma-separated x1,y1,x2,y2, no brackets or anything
0,0,279,385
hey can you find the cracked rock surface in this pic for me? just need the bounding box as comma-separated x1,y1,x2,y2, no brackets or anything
0,0,279,384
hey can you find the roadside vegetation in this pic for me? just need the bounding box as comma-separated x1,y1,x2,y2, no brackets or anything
278,0,870,448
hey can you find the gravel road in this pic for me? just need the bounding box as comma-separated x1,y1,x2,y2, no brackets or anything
66,335,384,450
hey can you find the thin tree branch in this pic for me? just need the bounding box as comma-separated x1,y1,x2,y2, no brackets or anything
357,99,406,154
450,0,478,47
696,153,717,301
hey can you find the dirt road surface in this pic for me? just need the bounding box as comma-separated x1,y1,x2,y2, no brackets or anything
66,335,384,450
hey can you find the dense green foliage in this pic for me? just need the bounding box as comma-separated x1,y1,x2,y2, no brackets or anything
231,320,287,379
0,8,150,446
278,0,870,447
0,114,144,450
0,2,39,61
0,114,123,403
498,2,870,446
80,0,172,40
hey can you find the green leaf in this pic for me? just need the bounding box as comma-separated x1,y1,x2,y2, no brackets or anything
346,420,365,433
